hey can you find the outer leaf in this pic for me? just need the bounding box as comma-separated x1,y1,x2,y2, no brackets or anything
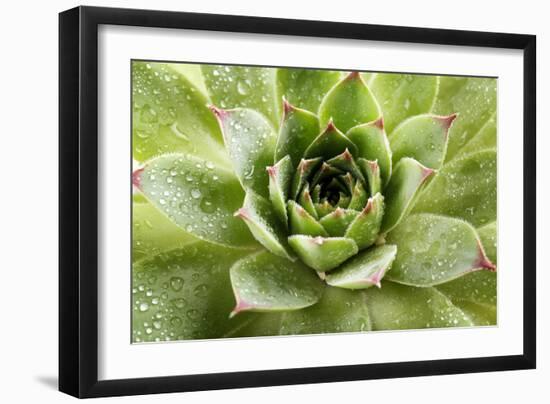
132,62,227,165
345,193,385,250
230,251,324,316
347,119,392,184
279,287,371,335
288,200,329,237
326,244,397,289
381,157,434,233
276,68,342,113
365,281,474,330
318,208,359,237
304,121,358,160
318,72,381,133
432,76,497,161
133,200,196,262
477,221,497,263
236,192,295,260
369,73,439,133
385,213,495,286
288,235,358,272
455,113,496,160
413,149,496,227
132,242,251,342
202,65,280,128
275,100,320,166
134,154,255,248
389,114,457,170
211,107,276,198
267,155,294,226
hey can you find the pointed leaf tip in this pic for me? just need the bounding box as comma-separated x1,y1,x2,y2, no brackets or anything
132,167,144,189
346,71,362,80
434,112,458,131
208,104,228,120
282,96,294,116
476,240,497,271
326,118,336,131
372,116,384,130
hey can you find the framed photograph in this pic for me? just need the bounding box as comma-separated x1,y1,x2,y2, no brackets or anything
59,6,536,398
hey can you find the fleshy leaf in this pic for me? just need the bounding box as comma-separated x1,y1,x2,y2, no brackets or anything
287,200,329,237
132,62,228,165
326,244,397,289
389,114,457,169
326,149,366,183
346,118,392,184
267,155,294,226
135,154,255,248
304,121,358,160
236,192,295,260
385,213,495,287
369,73,439,133
413,149,496,227
345,193,385,250
211,107,276,198
366,281,474,330
275,100,320,167
132,242,251,342
291,158,322,199
432,76,496,161
347,180,368,211
314,201,337,218
298,183,319,219
357,158,382,196
318,208,359,237
276,68,342,113
454,113,496,160
202,65,280,128
477,221,497,264
381,157,434,233
288,235,358,272
310,162,345,188
279,287,371,335
133,200,196,262
229,251,324,316
318,72,381,133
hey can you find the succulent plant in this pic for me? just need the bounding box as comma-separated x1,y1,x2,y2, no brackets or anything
132,62,497,342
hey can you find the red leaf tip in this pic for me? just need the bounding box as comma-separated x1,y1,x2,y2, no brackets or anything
229,301,252,318
208,105,228,120
435,113,458,132
282,96,295,116
476,240,497,272
234,208,249,219
132,167,144,189
421,166,435,182
346,71,361,80
266,165,277,178
342,148,353,161
312,236,325,245
371,116,384,130
325,118,337,132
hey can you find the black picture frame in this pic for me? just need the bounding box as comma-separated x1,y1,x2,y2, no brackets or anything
59,5,536,398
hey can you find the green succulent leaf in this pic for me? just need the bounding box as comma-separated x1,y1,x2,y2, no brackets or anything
132,62,227,165
135,154,256,248
211,107,276,198
389,113,456,170
318,208,360,237
326,149,366,183
477,221,497,263
202,65,280,128
454,113,496,160
386,213,495,286
413,149,496,227
319,72,381,133
236,192,295,260
288,200,329,237
288,235,359,272
279,287,371,335
432,76,496,161
381,157,434,233
267,155,294,226
298,183,319,219
347,180,369,211
275,101,320,166
347,119,392,184
314,201,337,217
357,158,382,196
304,121,358,160
291,158,322,199
369,73,439,133
276,68,342,113
132,242,252,342
366,281,474,330
133,200,196,262
344,193,385,250
326,244,397,289
229,251,324,316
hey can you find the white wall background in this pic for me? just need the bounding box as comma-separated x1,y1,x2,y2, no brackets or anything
0,0,546,402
